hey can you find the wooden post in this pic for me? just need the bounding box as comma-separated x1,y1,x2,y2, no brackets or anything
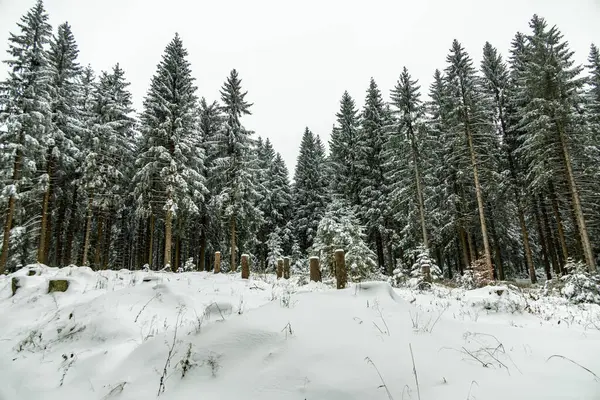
241,254,250,279
334,249,347,289
276,258,283,278
214,251,221,274
309,257,321,282
283,257,290,279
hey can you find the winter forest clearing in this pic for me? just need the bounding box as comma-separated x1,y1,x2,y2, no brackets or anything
1,0,600,398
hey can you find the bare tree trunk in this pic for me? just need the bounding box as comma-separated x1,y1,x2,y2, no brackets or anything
241,254,250,279
54,197,66,267
309,257,321,282
466,125,493,275
63,187,78,266
458,227,470,272
199,215,207,272
557,121,595,271
374,230,385,271
488,210,504,280
164,208,173,268
103,215,113,269
214,251,221,273
94,215,105,270
81,194,94,267
230,217,236,272
539,196,558,280
548,183,569,269
516,203,536,283
37,152,53,265
148,214,155,268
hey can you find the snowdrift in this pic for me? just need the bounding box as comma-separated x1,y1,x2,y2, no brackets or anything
1,267,600,399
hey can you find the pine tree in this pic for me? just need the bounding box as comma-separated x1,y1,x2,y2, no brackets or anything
386,68,430,254
292,127,327,253
198,97,222,271
329,91,362,205
212,69,260,270
37,21,82,265
0,0,52,272
356,78,388,270
133,34,206,269
444,39,498,276
516,16,596,272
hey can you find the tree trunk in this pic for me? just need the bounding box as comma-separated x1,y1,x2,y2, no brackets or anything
37,151,54,265
214,251,221,273
103,215,113,269
488,210,504,281
230,216,236,272
94,215,105,270
148,214,155,268
199,215,207,272
241,254,250,279
516,202,536,284
51,196,66,267
548,183,568,270
410,132,429,248
334,249,347,289
458,227,470,272
164,208,173,269
534,202,551,284
81,194,94,267
63,187,78,266
374,230,385,272
539,196,558,280
466,125,493,275
556,120,595,271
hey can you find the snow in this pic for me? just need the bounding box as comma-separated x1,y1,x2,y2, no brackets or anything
1,266,600,399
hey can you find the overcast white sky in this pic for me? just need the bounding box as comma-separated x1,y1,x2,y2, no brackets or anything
1,0,599,174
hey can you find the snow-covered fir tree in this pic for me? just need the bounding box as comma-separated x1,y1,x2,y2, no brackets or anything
292,127,327,254
211,69,261,271
0,0,52,273
133,34,206,269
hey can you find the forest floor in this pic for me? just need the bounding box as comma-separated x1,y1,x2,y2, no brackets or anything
1,266,600,400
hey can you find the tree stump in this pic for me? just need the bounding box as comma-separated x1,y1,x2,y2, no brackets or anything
283,257,290,279
309,257,321,282
214,251,221,274
241,254,250,279
276,258,284,278
48,279,69,293
11,277,21,296
334,249,347,289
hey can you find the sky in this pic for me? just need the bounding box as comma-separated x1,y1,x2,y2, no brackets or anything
1,0,599,176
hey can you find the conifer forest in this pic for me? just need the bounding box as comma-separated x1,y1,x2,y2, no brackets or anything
2,0,600,285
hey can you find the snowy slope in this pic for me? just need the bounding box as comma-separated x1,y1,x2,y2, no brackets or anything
1,266,600,400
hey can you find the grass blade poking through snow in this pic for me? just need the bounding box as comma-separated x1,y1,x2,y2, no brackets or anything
365,357,394,400
546,355,600,381
409,343,421,400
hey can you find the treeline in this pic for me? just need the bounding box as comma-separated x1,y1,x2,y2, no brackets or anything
1,1,599,283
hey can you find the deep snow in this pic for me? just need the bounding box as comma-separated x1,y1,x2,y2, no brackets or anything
1,265,600,399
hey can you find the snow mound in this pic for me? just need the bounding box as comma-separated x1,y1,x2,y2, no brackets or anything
1,266,600,400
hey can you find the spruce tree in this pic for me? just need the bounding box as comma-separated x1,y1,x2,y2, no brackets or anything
292,127,327,254
444,39,498,275
0,0,52,272
517,16,596,272
212,69,261,270
133,34,206,269
356,78,388,270
386,68,430,253
38,21,82,265
329,91,361,205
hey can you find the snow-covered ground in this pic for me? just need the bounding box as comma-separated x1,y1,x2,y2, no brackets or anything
1,266,600,400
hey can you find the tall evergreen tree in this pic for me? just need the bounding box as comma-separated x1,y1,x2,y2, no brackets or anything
292,127,327,253
133,34,206,269
356,78,388,270
0,0,52,272
329,91,361,205
444,39,498,275
516,16,596,271
37,21,81,264
212,69,260,270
